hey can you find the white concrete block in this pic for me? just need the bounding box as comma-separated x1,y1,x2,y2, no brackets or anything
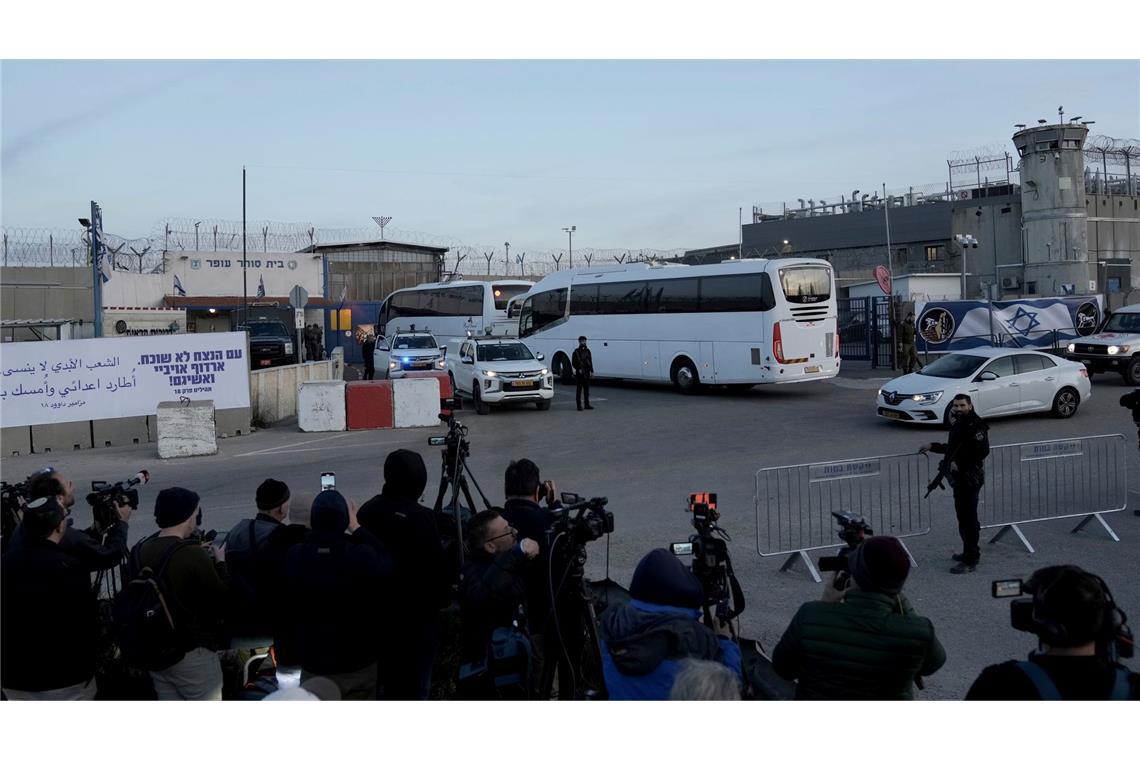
157,400,217,459
298,380,346,432
393,377,442,428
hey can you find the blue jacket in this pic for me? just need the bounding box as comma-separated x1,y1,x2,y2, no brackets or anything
600,599,742,700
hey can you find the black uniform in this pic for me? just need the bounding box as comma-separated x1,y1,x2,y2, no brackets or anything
572,345,594,410
931,410,990,566
362,335,377,381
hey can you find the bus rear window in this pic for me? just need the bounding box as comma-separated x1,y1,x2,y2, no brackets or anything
778,267,831,304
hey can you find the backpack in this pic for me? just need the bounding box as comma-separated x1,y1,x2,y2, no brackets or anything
113,538,191,671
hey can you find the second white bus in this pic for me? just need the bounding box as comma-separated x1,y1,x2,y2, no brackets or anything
516,258,839,391
377,279,534,343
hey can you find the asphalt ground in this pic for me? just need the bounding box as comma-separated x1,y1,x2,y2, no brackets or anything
4,364,1138,700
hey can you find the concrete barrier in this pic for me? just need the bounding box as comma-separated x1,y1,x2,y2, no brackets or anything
157,400,218,459
93,416,150,447
346,381,394,430
416,371,454,416
298,380,347,432
1,426,32,457
250,359,335,425
31,421,93,453
215,407,252,438
393,378,443,429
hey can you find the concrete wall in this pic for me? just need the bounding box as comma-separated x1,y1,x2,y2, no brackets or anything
1086,193,1140,271
102,271,168,308
249,358,337,424
0,267,94,327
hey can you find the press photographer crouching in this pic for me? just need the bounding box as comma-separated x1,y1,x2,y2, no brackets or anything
458,509,540,698
599,548,742,700
5,466,134,572
772,535,946,699
967,565,1138,700
1,497,99,700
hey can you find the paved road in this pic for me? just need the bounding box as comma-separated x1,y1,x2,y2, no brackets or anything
5,369,1137,699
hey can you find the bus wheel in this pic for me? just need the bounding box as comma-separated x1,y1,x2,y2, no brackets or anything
671,358,700,394
554,353,574,384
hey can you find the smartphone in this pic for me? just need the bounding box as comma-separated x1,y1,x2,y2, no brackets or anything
320,472,336,491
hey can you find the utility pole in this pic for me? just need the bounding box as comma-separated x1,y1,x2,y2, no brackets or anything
504,242,510,276
242,166,248,327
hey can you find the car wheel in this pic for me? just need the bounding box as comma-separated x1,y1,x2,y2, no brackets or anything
473,382,490,415
1127,357,1140,386
942,403,954,429
536,399,551,411
554,353,574,384
1051,387,1080,419
671,357,700,394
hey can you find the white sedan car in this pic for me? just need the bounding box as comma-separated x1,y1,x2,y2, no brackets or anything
876,347,1091,426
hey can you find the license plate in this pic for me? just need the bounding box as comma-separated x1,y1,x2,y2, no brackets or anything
512,380,534,388
413,363,432,369
259,359,271,367
882,410,901,420
804,365,821,374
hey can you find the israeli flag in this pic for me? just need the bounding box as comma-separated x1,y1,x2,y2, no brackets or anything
173,274,187,296
257,276,266,298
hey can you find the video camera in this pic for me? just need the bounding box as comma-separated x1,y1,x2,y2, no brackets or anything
671,492,745,624
993,577,1134,661
817,510,873,573
550,493,614,546
86,471,149,529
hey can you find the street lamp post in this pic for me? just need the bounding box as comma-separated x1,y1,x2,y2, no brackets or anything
955,234,979,299
193,221,201,252
504,242,510,276
562,226,576,268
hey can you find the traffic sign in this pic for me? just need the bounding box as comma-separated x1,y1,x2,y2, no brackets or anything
289,284,309,310
874,265,892,295
294,309,305,329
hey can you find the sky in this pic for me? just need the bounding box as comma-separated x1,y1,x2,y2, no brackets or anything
2,59,1138,252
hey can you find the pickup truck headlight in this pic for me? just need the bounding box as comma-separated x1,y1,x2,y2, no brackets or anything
1107,345,1121,355
389,361,399,369
910,391,943,404
1066,343,1076,353
284,343,294,355
540,368,549,375
436,359,446,368
482,370,497,378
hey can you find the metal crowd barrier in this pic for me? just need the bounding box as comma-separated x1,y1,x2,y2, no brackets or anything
755,453,931,582
980,434,1127,553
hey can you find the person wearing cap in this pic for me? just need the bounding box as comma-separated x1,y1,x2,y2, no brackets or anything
772,535,946,700
1,497,99,700
571,335,594,411
281,490,393,700
358,449,449,699
4,466,132,571
598,548,742,700
130,487,230,700
224,478,296,648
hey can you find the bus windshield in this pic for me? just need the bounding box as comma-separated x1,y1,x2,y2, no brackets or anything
778,266,831,304
492,283,532,310
477,342,534,362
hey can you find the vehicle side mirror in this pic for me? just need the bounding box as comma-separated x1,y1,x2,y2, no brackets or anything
536,352,544,361
462,356,474,365
977,371,998,381
440,346,447,356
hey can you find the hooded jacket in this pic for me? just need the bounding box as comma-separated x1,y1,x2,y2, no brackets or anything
599,600,742,700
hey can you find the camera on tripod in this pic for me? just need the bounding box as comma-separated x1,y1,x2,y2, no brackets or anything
86,471,149,529
817,510,874,573
550,493,614,545
670,492,745,624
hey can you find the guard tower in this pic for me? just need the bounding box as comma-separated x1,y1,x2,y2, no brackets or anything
1011,120,1091,295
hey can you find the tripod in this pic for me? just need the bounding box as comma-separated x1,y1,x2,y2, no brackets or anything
431,415,493,562
542,538,607,700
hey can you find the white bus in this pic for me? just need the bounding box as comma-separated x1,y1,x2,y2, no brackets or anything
516,258,839,391
377,279,534,343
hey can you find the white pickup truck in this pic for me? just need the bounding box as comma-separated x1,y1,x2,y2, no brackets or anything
1065,304,1140,384
447,336,553,414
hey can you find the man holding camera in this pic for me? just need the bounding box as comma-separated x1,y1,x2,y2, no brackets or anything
773,535,945,700
599,548,741,700
2,497,100,700
4,466,132,571
919,393,990,574
967,565,1138,700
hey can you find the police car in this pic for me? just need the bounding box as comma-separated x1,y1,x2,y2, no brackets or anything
379,330,446,379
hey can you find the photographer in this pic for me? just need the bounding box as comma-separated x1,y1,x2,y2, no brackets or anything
1120,390,1140,453
772,536,945,700
966,565,1138,700
599,548,742,700
223,478,293,648
919,393,990,574
127,487,230,700
358,449,449,699
5,466,131,571
1,497,99,700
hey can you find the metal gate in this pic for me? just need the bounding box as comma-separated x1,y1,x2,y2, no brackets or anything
324,301,384,365
837,296,895,368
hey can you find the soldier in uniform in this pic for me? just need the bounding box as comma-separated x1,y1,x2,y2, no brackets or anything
571,336,594,411
919,394,990,574
896,312,922,374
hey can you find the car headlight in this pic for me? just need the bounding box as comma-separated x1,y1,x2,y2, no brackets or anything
436,359,446,368
389,361,398,369
910,391,944,404
540,368,549,376
284,343,294,354
1107,345,1120,355
1066,343,1076,353
483,370,497,378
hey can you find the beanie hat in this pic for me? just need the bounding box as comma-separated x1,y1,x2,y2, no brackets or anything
382,449,428,501
22,497,67,539
848,536,910,595
310,490,349,535
154,487,200,529
629,548,704,609
256,479,291,511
